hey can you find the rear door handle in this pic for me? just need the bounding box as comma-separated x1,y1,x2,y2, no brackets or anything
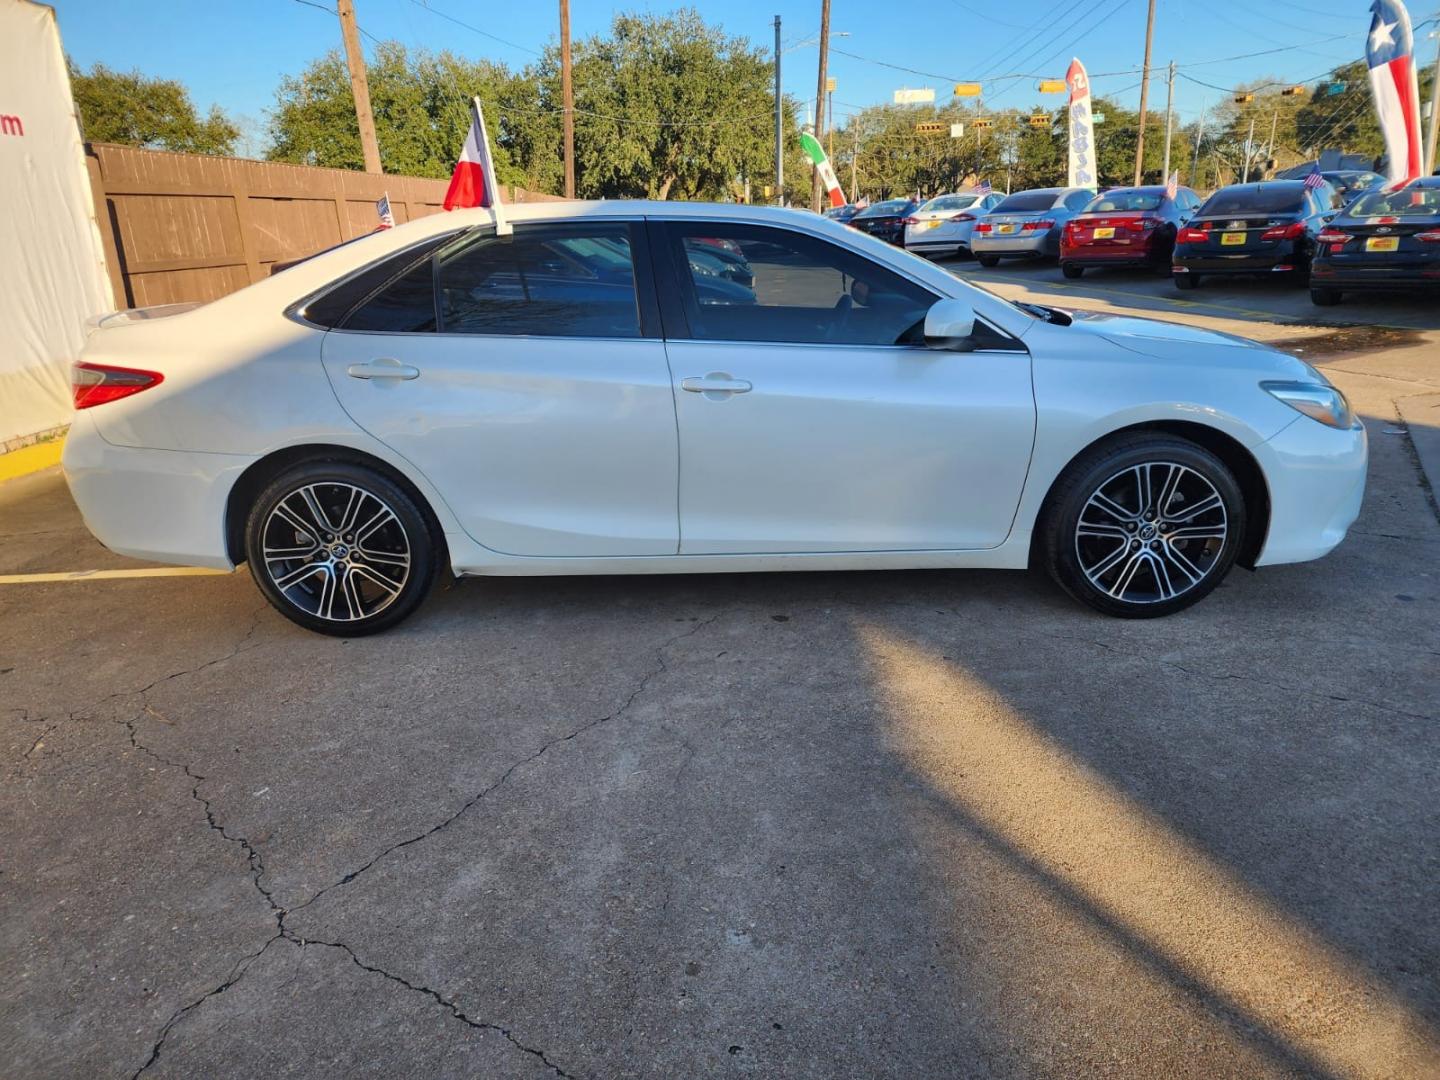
681,373,752,395
347,357,420,380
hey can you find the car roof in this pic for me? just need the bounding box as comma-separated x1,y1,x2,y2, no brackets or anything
1212,181,1308,193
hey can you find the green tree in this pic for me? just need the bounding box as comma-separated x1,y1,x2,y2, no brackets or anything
69,61,238,154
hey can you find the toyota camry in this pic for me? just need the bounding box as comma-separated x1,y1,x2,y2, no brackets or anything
63,201,1367,635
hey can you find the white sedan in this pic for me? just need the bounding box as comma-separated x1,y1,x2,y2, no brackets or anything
64,201,1367,635
903,190,1004,257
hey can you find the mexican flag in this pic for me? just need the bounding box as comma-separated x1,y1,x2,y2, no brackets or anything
799,129,847,208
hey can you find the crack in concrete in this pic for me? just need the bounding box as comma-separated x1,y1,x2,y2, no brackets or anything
290,612,723,916
296,938,579,1079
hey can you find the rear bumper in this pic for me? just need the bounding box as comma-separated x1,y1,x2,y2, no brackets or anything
905,238,967,255
61,411,251,569
1173,246,1305,274
1252,414,1367,567
1061,246,1164,268
1310,263,1440,290
972,231,1058,257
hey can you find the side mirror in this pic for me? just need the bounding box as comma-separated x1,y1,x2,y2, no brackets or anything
924,298,976,350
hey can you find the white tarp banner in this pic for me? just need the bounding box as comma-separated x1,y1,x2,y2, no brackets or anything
0,0,112,446
1065,57,1097,190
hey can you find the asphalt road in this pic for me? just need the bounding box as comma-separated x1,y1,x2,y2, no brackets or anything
3,276,1440,1079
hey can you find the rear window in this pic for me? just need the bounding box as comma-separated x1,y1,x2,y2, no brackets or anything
1083,190,1163,213
855,200,911,218
1199,186,1304,216
992,191,1057,212
920,195,979,213
1347,187,1440,217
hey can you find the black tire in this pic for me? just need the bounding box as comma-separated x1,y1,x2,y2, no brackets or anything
1061,263,1084,279
1173,272,1198,290
244,460,441,636
976,254,1001,268
1310,287,1342,306
1038,435,1246,619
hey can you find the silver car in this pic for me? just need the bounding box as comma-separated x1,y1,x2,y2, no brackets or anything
903,190,1004,258
972,187,1096,266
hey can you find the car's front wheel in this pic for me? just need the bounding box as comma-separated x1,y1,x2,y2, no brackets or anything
1039,436,1246,618
245,461,441,636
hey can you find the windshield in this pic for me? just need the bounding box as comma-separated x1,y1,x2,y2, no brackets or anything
919,194,979,213
1326,171,1382,191
1347,186,1440,217
993,191,1057,213
856,200,912,218
1199,186,1304,216
1083,190,1163,213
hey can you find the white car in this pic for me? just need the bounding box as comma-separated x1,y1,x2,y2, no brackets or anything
64,201,1367,635
903,190,1004,257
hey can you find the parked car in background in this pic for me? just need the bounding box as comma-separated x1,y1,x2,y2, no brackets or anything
1060,185,1201,278
971,187,1096,266
824,204,863,224
1309,177,1440,305
849,198,919,245
63,200,1365,634
1320,170,1384,206
903,190,1005,258
1171,180,1340,289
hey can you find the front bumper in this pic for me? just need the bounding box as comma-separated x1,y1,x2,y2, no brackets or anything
971,230,1058,258
61,411,252,569
1252,412,1367,567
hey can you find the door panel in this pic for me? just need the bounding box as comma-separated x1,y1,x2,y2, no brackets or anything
320,222,678,558
666,339,1035,553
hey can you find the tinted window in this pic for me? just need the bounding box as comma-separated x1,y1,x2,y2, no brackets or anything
1347,186,1440,217
1199,186,1305,216
435,224,641,337
1084,190,1163,213
343,261,437,332
664,223,936,346
994,191,1058,212
855,200,912,219
920,195,979,213
304,232,458,329
1064,190,1094,210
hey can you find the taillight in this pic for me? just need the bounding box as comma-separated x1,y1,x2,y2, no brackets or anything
1316,230,1350,244
1021,219,1055,231
1177,226,1208,244
1129,217,1162,231
1416,230,1440,242
974,222,993,233
902,217,920,225
72,362,164,409
1261,221,1307,241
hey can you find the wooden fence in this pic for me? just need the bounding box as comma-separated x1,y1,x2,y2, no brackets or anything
84,143,563,308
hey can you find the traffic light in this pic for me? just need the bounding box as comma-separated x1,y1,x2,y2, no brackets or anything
1028,114,1049,127
1281,85,1305,97
914,122,948,136
971,118,993,130
953,83,982,97
1234,92,1254,104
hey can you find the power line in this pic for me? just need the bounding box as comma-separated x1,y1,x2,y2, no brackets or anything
401,0,544,57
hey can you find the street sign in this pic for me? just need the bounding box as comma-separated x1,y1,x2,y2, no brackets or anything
915,121,948,136
1092,111,1105,124
1037,79,1066,94
950,123,965,138
1326,82,1347,95
894,88,936,104
953,83,982,97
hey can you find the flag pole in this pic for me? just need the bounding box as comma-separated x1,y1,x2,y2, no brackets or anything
472,96,511,236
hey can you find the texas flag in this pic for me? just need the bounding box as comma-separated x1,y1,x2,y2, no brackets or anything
444,97,502,211
1365,0,1423,187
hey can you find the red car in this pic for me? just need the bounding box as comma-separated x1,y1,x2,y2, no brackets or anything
1060,185,1202,278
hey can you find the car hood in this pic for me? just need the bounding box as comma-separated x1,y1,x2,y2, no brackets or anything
1056,309,1322,379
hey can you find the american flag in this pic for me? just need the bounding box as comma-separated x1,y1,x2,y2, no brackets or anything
976,179,992,194
1164,170,1179,199
376,192,395,228
1302,167,1327,190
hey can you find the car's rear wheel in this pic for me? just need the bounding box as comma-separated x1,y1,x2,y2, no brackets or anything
976,254,1000,267
1061,263,1084,279
1173,272,1198,290
244,461,440,636
1039,435,1246,618
1310,287,1342,306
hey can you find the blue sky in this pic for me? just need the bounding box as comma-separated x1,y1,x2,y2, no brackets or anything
54,0,1381,152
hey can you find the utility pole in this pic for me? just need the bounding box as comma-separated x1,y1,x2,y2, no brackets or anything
827,79,835,159
337,0,382,174
811,0,831,212
1241,115,1256,183
1161,60,1175,180
774,15,784,206
1424,27,1440,176
1132,0,1157,185
559,0,575,199
851,122,859,201
1190,105,1205,187
1266,106,1279,177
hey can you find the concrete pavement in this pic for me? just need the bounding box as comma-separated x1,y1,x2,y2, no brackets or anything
3,276,1439,1078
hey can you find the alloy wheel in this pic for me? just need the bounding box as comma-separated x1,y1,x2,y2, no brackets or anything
1073,461,1228,604
260,482,411,623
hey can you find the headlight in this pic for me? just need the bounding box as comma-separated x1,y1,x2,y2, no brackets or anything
1261,381,1357,429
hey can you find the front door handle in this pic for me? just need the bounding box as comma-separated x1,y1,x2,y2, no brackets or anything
348,357,420,380
681,372,752,395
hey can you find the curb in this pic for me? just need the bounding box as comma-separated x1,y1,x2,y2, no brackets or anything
0,439,65,484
